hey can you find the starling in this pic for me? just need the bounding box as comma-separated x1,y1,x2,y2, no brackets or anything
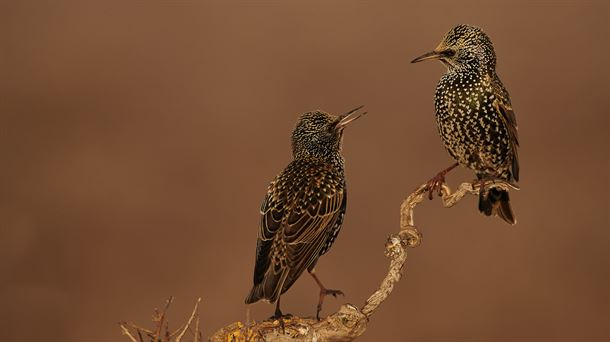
411,24,520,224
245,106,366,320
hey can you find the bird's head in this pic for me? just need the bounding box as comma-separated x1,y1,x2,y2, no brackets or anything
411,24,496,72
291,106,366,159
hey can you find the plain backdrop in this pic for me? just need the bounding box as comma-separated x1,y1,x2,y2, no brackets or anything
1,1,609,341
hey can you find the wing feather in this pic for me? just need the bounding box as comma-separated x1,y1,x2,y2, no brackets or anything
492,76,520,182
250,159,345,301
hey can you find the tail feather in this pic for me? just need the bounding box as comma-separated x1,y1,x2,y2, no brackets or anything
479,187,516,225
244,269,287,304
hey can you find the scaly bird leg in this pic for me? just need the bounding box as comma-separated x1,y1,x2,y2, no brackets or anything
308,270,344,321
426,162,459,200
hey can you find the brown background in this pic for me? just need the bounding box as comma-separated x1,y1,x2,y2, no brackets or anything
1,1,609,341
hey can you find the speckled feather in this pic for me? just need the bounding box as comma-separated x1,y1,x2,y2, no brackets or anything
422,25,520,223
245,111,349,304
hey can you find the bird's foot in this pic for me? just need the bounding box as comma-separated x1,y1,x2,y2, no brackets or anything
269,312,293,334
316,288,344,321
269,312,292,320
425,163,459,200
425,173,446,200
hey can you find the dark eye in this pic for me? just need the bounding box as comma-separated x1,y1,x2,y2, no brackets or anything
443,49,455,57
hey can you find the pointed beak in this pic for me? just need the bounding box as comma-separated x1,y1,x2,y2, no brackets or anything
411,50,444,63
336,105,367,130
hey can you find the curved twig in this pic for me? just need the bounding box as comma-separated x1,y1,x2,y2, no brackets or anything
121,179,517,342
208,179,516,341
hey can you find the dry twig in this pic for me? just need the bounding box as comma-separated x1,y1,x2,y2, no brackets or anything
119,297,202,342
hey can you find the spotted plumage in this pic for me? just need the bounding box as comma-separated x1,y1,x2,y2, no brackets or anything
412,24,520,224
245,106,365,320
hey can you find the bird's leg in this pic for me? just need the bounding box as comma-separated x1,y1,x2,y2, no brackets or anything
274,296,283,319
270,296,292,333
426,162,459,200
308,270,344,321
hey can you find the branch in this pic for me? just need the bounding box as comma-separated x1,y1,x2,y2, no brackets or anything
121,178,517,342
174,298,202,342
208,178,516,341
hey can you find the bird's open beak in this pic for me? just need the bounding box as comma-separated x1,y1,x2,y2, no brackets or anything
336,105,367,130
411,50,444,63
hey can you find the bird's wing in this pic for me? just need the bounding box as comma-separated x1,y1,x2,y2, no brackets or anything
492,78,520,182
251,170,288,287
281,161,345,291
253,160,345,297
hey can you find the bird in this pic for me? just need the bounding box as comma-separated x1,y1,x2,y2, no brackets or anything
245,106,366,321
411,24,520,225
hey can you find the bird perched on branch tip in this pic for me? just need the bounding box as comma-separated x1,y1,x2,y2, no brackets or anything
411,24,520,224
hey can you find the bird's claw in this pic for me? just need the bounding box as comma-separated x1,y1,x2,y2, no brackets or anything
316,288,344,321
425,175,446,200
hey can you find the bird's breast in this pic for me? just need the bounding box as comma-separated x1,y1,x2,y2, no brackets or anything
433,72,512,173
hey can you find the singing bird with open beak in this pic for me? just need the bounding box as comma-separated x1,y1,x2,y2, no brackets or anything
245,106,367,320
412,24,520,224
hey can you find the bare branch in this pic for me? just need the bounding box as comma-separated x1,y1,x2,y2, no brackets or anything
119,322,139,342
194,313,201,342
439,179,518,208
175,298,202,342
122,178,516,341
208,178,515,341
153,297,173,341
123,322,153,335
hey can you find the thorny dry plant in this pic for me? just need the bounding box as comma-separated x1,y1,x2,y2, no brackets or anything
121,179,518,342
119,297,202,342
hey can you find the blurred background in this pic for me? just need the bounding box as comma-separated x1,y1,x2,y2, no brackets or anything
1,1,608,341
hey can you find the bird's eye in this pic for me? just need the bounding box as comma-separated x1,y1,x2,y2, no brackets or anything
443,49,455,57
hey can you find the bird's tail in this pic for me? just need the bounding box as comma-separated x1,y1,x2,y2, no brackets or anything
244,270,287,305
478,186,516,225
